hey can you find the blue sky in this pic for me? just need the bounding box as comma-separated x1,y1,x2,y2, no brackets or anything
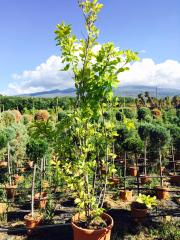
0,0,180,94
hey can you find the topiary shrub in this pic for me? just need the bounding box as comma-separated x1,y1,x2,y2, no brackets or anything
137,107,151,121
151,108,161,119
122,108,135,119
0,130,8,150
35,110,50,121
11,110,22,123
22,114,33,125
0,111,16,126
26,138,48,163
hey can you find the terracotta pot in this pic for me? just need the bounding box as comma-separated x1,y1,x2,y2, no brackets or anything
72,213,113,240
140,175,151,185
131,202,148,219
170,175,180,185
5,185,17,199
100,165,108,175
0,161,7,168
108,177,120,186
24,213,42,229
129,166,138,177
34,192,47,209
156,187,169,200
0,203,7,214
120,190,133,201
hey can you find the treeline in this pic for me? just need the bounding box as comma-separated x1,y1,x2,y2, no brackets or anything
0,95,135,112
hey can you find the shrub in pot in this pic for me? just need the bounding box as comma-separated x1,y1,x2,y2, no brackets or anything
24,164,42,230
131,194,157,220
55,0,139,238
138,122,153,181
122,135,143,176
150,125,170,200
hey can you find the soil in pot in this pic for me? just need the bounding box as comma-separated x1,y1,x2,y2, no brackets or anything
24,213,42,229
131,202,148,219
140,175,151,185
156,187,169,200
129,166,138,177
5,185,17,199
72,213,113,240
120,190,133,201
34,192,47,209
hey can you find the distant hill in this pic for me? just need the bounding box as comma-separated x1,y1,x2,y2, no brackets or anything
19,85,180,98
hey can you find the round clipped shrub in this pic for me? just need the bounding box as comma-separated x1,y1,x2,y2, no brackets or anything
137,107,151,121
116,111,123,121
22,114,33,124
35,110,50,121
138,122,153,141
151,108,161,118
122,108,135,119
150,125,170,149
26,138,48,162
122,135,143,154
58,111,68,122
0,130,8,150
0,111,16,126
11,110,22,123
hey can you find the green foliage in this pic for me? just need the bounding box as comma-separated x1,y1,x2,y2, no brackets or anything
150,125,170,149
137,107,151,121
26,138,48,162
138,122,153,141
122,135,143,154
54,0,139,225
136,194,157,209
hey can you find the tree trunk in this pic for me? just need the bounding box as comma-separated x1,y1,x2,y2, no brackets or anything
124,152,127,189
31,164,37,217
159,149,163,187
144,139,147,175
7,143,12,186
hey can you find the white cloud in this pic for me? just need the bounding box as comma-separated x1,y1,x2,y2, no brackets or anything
118,59,180,89
4,56,180,95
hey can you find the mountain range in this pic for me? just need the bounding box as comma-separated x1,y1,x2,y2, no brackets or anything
19,85,180,98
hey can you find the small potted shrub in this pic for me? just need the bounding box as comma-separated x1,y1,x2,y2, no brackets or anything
24,164,42,230
150,125,170,200
5,142,17,200
120,153,133,201
138,123,153,184
131,194,157,220
122,135,143,177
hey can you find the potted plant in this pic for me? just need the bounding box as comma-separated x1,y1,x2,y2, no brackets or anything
119,153,133,201
5,142,17,199
167,124,180,185
24,164,42,230
138,122,153,184
26,138,49,209
150,125,170,200
122,135,143,177
55,0,139,239
131,194,157,220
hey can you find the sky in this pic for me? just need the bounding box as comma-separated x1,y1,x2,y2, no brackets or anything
0,0,180,95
